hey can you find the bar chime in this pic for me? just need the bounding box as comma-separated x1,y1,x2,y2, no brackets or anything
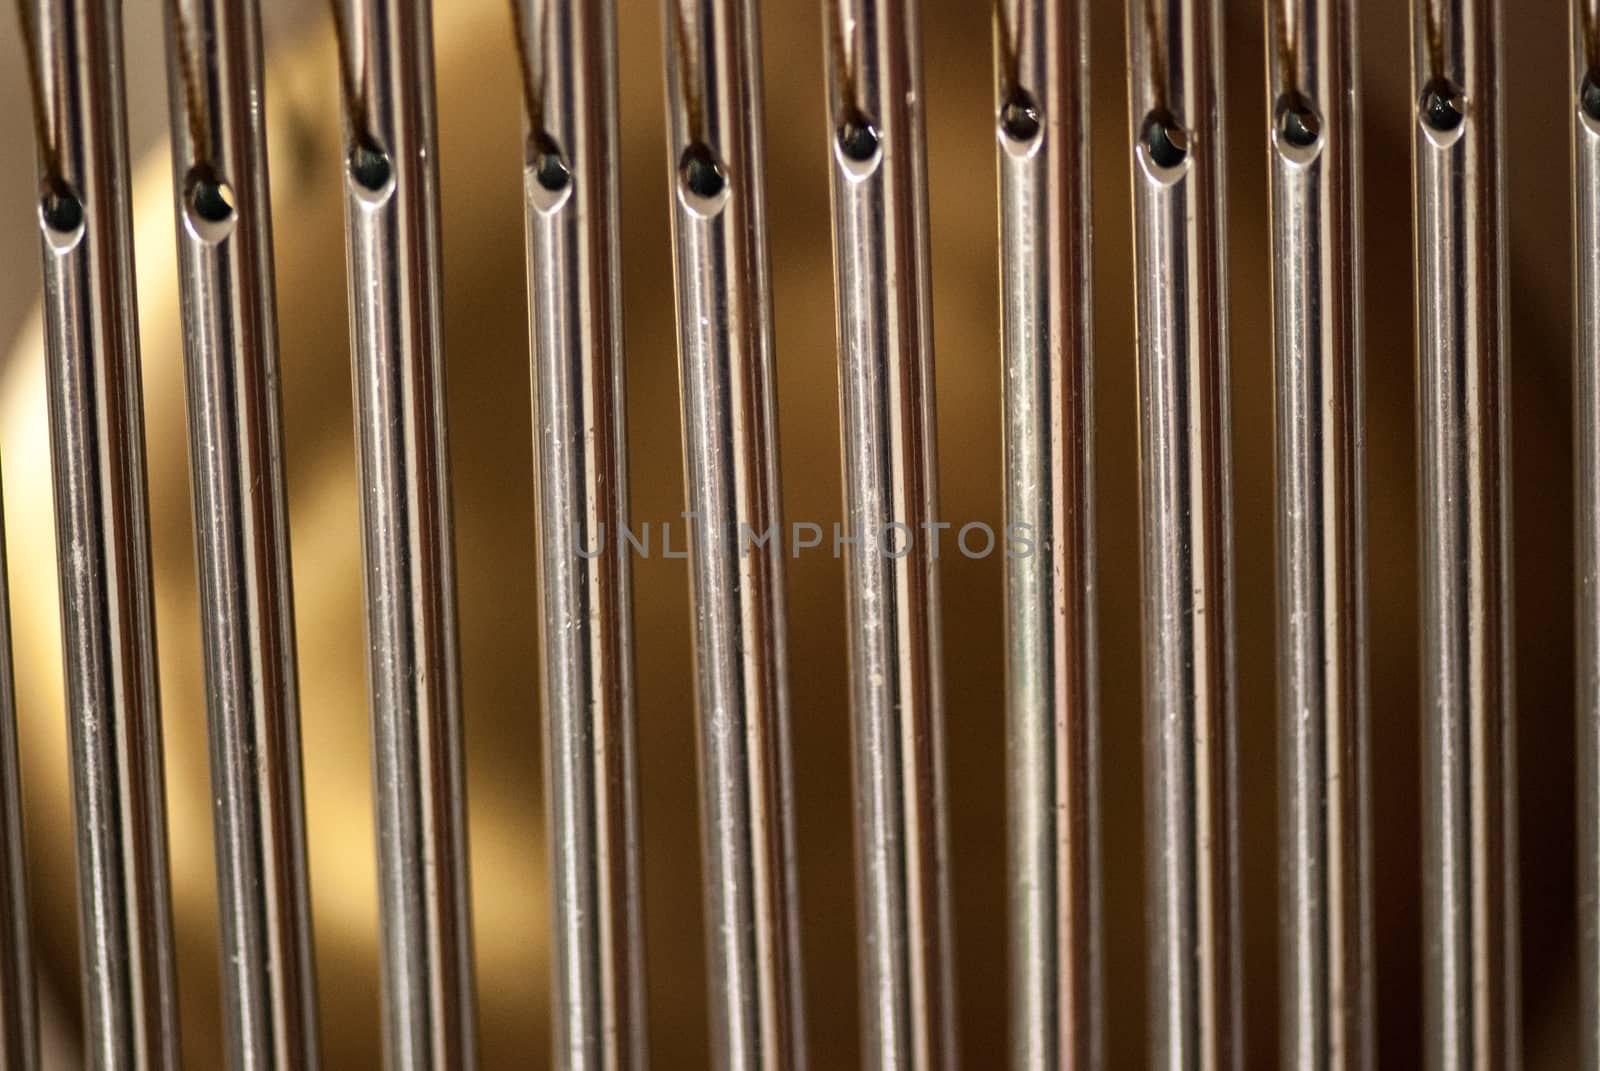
0,0,1583,1067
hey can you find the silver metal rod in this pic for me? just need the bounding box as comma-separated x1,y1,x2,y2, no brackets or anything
160,1,320,1066
659,1,807,1067
1125,1,1241,1067
1577,4,1600,1067
329,2,478,1066
20,0,183,1066
993,1,1099,1068
515,0,648,1066
1265,1,1373,1068
823,1,956,1067
0,472,37,1070
1409,1,1517,1066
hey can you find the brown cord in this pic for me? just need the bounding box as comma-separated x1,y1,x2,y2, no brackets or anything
1270,0,1299,96
1424,0,1446,81
164,0,214,165
14,0,63,183
823,0,861,115
1142,0,1169,110
667,0,706,142
326,0,373,145
994,0,1022,100
507,0,543,127
1583,0,1600,80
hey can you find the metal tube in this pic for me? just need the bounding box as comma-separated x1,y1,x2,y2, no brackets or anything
1409,1,1517,1067
993,1,1099,1068
328,1,478,1066
823,1,956,1067
1577,4,1600,1068
19,0,183,1066
160,0,320,1066
659,1,807,1066
0,474,37,1070
1124,1,1241,1067
1265,1,1373,1068
514,0,648,1066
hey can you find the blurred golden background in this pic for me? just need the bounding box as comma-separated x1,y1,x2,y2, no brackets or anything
0,0,1584,1065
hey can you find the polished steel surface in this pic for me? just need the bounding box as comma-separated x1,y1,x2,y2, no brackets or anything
1264,1,1373,1067
660,0,806,1067
1578,6,1600,1071
1125,0,1241,1067
329,0,478,1066
0,0,1583,1066
993,1,1099,1068
1409,1,1518,1067
0,476,36,1070
1578,5,1600,1068
160,0,320,1066
824,0,956,1067
515,0,648,1066
22,0,182,1066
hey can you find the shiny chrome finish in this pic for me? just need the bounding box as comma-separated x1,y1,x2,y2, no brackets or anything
1579,4,1600,1067
515,0,648,1066
161,1,320,1066
329,1,478,1066
660,1,806,1067
824,1,956,1067
1265,1,1373,1067
21,0,182,1066
1409,1,1517,1067
0,475,36,1070
1125,0,1241,1067
993,1,1099,1068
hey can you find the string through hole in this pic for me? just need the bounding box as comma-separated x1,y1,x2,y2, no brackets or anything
1420,78,1467,133
999,91,1041,145
40,179,83,237
349,139,394,194
1140,109,1189,170
187,166,235,224
531,133,571,193
679,142,726,201
836,108,881,164
1275,92,1322,149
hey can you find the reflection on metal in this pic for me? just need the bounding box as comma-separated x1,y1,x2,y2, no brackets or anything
328,0,479,1066
161,0,321,1065
1578,2,1600,1067
1410,1,1518,1067
1266,0,1374,1068
1126,0,1242,1066
0,1,1573,1067
825,0,957,1066
0,474,34,1070
18,0,182,1066
515,0,648,1066
994,0,1100,1068
661,0,807,1067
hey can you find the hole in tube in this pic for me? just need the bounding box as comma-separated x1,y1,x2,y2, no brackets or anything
999,89,1042,147
836,108,881,164
678,142,727,201
531,132,571,193
1419,77,1467,134
1275,91,1322,149
1139,109,1189,170
349,139,394,194
185,163,237,231
39,178,83,238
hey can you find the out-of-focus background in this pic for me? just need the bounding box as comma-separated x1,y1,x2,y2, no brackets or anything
0,0,1581,1065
